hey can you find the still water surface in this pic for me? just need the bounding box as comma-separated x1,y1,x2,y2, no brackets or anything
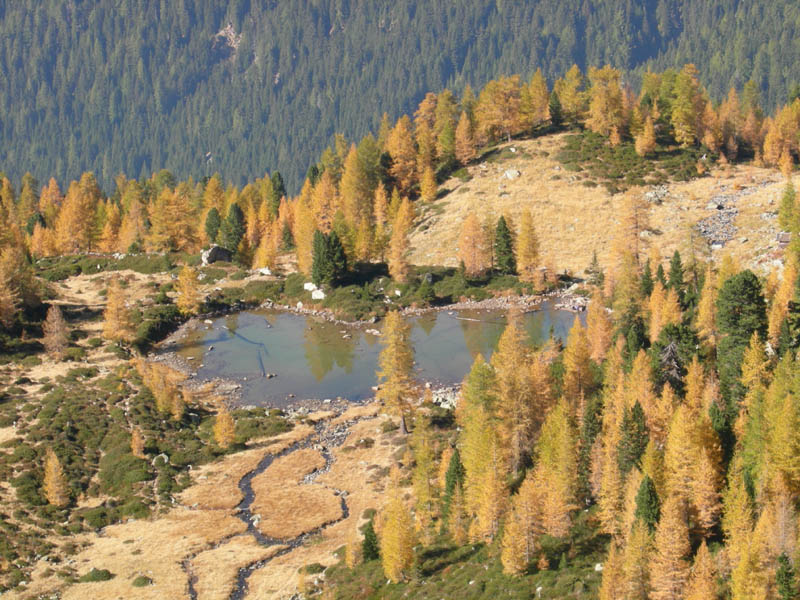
176,301,584,406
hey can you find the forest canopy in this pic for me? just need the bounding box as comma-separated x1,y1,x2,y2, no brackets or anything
2,0,800,192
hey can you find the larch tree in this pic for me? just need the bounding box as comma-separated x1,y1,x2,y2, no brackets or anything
696,264,718,350
42,305,69,360
293,190,317,276
554,64,586,126
454,111,476,165
419,165,437,203
534,398,578,538
0,267,18,331
586,65,625,138
520,68,550,131
650,495,691,600
458,212,489,278
176,266,203,316
586,291,613,362
102,277,135,343
55,173,102,253
43,447,69,507
411,411,436,534
131,428,146,459
381,467,415,583
474,435,507,542
501,505,528,575
635,115,657,157
388,197,412,283
684,541,716,600
598,544,625,600
563,319,593,402
475,75,522,143
671,64,705,146
491,315,533,472
516,210,540,283
386,115,418,195
213,402,236,449
622,519,653,600
376,311,415,434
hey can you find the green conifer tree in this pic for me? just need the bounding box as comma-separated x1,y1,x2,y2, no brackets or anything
634,475,660,531
494,216,515,274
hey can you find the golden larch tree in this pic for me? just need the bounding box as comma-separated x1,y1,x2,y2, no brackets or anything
102,277,135,343
411,411,436,533
419,165,437,203
586,291,613,362
516,210,540,283
386,115,418,195
380,467,415,583
554,65,586,125
563,319,593,402
650,495,691,600
501,506,528,575
622,519,652,600
458,212,489,278
42,305,69,360
520,68,550,131
131,428,146,459
491,315,533,472
696,264,718,350
176,266,203,316
586,65,625,137
685,541,717,600
213,403,236,449
43,447,69,507
598,543,625,600
388,197,412,283
474,435,508,541
293,189,318,276
376,311,415,433
475,75,522,143
454,111,476,164
635,115,657,157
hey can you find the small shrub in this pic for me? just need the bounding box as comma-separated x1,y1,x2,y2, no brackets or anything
79,568,114,583
132,575,153,587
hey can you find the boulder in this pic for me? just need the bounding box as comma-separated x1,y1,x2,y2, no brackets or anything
258,267,272,276
201,245,233,265
311,289,326,300
303,282,318,292
504,169,521,180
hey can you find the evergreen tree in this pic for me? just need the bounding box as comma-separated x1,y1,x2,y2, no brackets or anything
777,553,798,600
668,250,685,298
634,475,661,531
219,202,246,252
548,91,563,127
494,216,515,274
362,519,380,561
586,250,605,287
641,258,654,297
618,402,649,475
270,172,286,217
441,448,465,526
204,207,221,244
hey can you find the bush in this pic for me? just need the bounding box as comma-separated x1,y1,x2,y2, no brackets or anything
64,347,86,361
79,568,114,583
132,575,153,587
284,273,306,298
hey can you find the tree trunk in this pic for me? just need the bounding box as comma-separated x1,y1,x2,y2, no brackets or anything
400,413,409,435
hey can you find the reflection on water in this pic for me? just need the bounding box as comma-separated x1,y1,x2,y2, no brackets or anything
174,302,584,406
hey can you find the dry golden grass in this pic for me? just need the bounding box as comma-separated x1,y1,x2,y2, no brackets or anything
409,135,786,276
330,402,380,426
254,448,327,485
192,537,286,600
246,417,401,599
0,426,17,446
180,424,314,510
32,508,247,600
252,483,343,540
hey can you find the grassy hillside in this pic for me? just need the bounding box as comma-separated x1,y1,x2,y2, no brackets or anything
410,132,786,277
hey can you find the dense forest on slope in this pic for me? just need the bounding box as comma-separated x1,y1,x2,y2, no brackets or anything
2,0,800,192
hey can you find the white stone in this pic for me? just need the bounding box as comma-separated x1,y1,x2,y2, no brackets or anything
258,267,272,276
303,282,317,291
394,289,402,297
296,301,303,309
594,563,603,572
311,289,326,300
504,168,521,180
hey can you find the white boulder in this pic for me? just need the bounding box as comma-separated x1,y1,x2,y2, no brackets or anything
311,289,326,300
303,282,317,292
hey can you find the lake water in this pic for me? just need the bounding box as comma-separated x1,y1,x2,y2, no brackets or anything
175,302,585,406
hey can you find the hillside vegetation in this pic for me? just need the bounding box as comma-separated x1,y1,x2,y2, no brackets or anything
2,1,800,190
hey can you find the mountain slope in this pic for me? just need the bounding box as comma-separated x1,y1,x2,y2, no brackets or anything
1,1,799,192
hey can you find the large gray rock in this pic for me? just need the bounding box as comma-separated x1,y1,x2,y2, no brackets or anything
201,245,233,265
